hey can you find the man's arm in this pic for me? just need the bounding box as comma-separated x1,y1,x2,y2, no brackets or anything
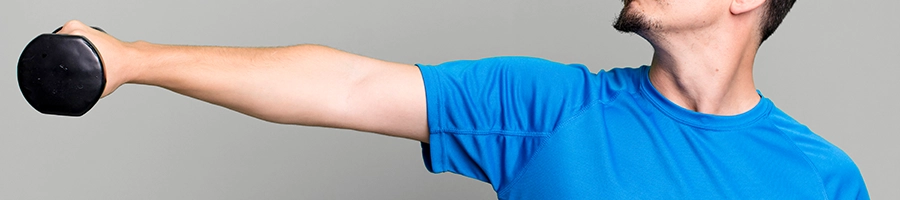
58,20,429,142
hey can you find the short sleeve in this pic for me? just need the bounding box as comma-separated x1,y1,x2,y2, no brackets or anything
416,56,597,191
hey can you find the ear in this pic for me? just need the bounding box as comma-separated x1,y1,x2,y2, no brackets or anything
731,0,766,15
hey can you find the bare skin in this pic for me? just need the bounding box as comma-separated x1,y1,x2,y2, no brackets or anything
627,0,767,115
56,20,429,142
53,0,768,143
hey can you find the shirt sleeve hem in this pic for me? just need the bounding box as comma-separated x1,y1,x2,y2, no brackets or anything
416,64,447,173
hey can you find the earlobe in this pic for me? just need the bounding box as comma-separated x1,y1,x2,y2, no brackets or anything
731,0,766,15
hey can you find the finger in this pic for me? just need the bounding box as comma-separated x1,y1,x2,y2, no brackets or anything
55,20,93,35
56,20,84,34
52,26,104,34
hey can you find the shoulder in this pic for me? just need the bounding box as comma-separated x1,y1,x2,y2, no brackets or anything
417,56,591,79
418,56,645,99
767,106,854,168
416,57,647,134
767,106,870,199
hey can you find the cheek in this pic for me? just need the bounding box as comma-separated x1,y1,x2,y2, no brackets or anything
659,1,727,29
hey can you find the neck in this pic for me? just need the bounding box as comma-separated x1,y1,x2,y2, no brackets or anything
642,27,761,115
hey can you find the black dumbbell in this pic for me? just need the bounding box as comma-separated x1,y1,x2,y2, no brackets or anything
18,27,107,116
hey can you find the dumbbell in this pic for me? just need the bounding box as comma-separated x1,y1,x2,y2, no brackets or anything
18,26,107,116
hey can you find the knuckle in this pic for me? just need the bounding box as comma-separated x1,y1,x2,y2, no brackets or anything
60,20,86,34
63,20,82,28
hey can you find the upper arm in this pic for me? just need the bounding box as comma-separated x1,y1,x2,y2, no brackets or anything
413,57,598,188
417,57,595,133
338,55,429,142
330,56,591,143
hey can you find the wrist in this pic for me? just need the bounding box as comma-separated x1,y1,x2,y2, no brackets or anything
124,40,156,85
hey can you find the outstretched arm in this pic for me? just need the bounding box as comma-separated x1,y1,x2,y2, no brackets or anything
58,20,429,142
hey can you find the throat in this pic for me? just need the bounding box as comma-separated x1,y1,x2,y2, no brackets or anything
648,62,760,116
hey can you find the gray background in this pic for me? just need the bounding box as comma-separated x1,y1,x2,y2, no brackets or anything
1,0,897,199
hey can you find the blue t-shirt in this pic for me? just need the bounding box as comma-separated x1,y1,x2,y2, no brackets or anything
416,57,868,199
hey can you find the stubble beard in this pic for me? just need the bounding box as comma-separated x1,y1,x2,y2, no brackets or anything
613,4,654,34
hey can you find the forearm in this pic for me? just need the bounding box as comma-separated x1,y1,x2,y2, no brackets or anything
53,20,427,141
129,43,371,127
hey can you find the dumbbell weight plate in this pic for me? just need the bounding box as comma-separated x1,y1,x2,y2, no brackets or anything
18,32,106,116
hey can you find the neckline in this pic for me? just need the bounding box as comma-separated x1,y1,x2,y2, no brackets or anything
637,66,772,130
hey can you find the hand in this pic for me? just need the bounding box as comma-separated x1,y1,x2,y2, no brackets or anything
55,20,142,98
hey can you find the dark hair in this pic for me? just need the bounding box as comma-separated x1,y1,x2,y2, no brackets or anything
760,0,797,44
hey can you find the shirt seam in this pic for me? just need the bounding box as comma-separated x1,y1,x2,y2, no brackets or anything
768,119,831,200
421,65,448,173
430,129,552,137
496,99,607,196
496,70,621,196
638,84,771,131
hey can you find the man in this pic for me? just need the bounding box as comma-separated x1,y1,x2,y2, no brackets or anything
55,0,868,199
